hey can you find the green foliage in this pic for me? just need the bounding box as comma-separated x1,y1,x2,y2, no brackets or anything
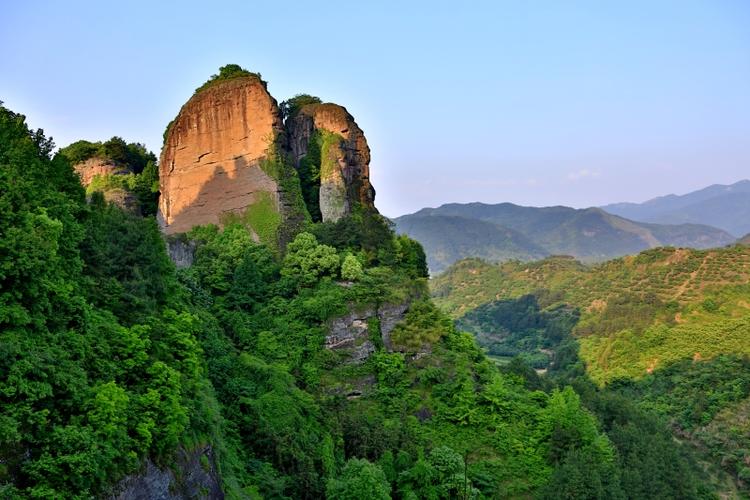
58,136,156,173
341,253,364,281
0,103,220,498
297,129,323,221
282,232,340,287
293,129,347,222
280,93,322,121
132,160,160,216
221,192,282,249
390,301,451,352
433,247,750,383
433,246,750,495
457,294,579,368
5,97,731,499
326,458,391,500
194,64,262,93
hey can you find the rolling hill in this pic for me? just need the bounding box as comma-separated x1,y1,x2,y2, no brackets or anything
602,179,750,237
394,202,735,273
431,245,750,492
391,214,547,273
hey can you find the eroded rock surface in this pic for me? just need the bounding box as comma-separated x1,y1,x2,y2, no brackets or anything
109,445,222,500
325,302,409,364
74,157,131,186
167,238,197,268
287,103,376,222
159,77,292,239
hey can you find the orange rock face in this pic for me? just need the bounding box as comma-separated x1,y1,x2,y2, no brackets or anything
74,157,130,186
159,77,285,235
287,103,376,222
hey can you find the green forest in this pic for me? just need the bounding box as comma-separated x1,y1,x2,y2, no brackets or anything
433,251,750,496
2,94,740,499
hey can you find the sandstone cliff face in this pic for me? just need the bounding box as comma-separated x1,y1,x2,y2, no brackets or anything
158,72,378,243
287,103,376,222
74,157,131,186
159,77,301,243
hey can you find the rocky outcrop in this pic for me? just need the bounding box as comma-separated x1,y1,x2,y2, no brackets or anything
102,188,140,214
159,76,304,245
73,157,131,186
72,157,139,213
167,237,197,269
109,445,222,500
286,103,376,222
157,69,378,244
325,302,409,363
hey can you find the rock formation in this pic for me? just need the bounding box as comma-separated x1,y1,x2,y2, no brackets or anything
109,445,222,500
325,302,409,364
71,157,139,212
158,69,378,243
73,157,131,186
286,103,376,222
158,75,305,245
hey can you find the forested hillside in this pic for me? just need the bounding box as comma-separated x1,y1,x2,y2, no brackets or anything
394,202,734,273
3,101,725,498
432,248,750,494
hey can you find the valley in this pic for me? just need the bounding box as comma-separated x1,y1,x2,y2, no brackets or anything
394,202,737,273
432,245,750,495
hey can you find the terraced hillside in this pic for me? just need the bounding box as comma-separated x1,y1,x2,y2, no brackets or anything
432,245,750,492
432,245,750,383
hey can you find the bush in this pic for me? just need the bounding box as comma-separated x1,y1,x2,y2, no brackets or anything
341,254,364,281
194,64,262,93
326,458,391,500
281,232,340,287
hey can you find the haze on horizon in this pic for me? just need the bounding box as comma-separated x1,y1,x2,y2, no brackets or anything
1,0,749,217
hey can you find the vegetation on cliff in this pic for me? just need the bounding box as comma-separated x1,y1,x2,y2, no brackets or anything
58,136,156,174
194,64,263,94
280,94,322,121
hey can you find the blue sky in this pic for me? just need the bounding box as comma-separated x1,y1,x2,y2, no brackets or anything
1,1,749,217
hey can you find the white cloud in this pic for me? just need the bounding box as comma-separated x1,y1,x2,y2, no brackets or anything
567,169,601,181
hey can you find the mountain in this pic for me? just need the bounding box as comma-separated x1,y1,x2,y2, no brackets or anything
394,202,735,273
602,180,750,237
159,66,376,244
391,214,547,273
431,246,750,491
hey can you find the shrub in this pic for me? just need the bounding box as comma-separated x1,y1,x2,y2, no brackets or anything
341,254,364,281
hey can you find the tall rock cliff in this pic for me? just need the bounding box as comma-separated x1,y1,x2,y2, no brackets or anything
287,102,376,222
159,68,377,244
159,75,306,246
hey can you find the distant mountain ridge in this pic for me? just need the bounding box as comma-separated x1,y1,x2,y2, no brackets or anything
394,202,735,273
602,179,750,237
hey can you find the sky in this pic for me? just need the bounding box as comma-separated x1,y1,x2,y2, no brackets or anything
1,1,749,217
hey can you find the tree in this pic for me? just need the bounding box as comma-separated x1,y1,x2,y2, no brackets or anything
281,232,340,286
341,254,364,281
326,458,391,500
